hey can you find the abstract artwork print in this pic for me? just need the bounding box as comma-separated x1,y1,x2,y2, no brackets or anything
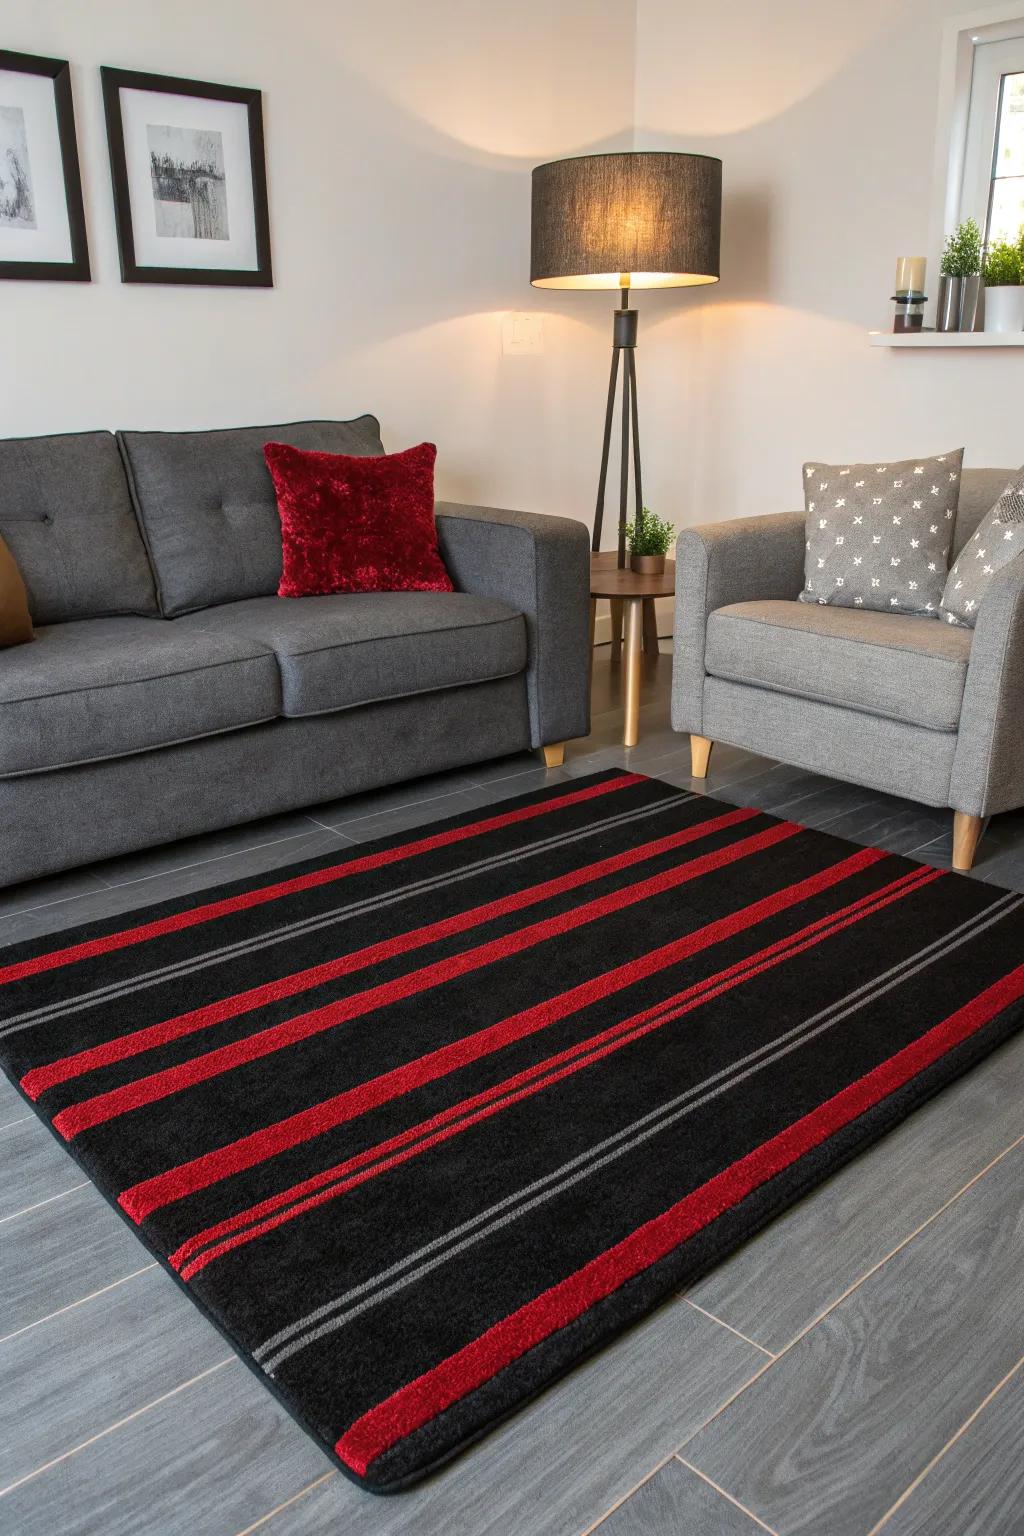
0,103,36,229
147,123,229,241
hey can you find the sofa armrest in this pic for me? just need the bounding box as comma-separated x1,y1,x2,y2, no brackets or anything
672,511,807,735
950,558,1024,817
435,502,591,748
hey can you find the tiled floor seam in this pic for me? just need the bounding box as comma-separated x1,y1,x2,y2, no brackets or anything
0,1182,90,1225
674,1455,780,1533
0,1358,236,1499
683,1299,777,1359
866,1352,1024,1536
311,783,488,833
0,877,109,919
0,1264,158,1348
232,1470,338,1536
773,1127,1024,1356
675,1127,1024,1457
578,1451,676,1535
101,823,330,888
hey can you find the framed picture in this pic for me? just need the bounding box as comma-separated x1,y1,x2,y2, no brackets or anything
101,66,272,286
0,50,89,281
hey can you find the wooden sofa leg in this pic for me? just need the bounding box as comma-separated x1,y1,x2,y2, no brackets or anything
690,734,713,779
540,743,565,768
952,811,984,873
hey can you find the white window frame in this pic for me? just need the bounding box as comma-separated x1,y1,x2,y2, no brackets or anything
930,4,1024,269
962,36,1024,241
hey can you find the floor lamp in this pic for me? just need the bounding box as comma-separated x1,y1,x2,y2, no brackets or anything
530,152,722,567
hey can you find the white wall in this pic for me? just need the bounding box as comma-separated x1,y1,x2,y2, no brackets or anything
633,0,1023,531
1,0,634,517
7,0,1019,541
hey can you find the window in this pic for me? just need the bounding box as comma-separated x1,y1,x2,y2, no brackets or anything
960,34,1024,244
989,68,1024,240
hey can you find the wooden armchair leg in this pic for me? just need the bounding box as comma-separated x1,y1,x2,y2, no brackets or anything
952,811,984,873
540,743,565,768
690,734,714,779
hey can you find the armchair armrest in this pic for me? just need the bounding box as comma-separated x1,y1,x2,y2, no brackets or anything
950,557,1024,817
672,511,807,735
435,501,591,749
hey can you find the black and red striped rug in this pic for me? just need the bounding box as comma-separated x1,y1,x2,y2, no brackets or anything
3,770,1024,1492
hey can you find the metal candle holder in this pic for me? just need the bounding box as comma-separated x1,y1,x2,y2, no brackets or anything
892,290,927,333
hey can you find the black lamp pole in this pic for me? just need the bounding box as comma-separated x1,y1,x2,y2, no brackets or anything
594,285,642,565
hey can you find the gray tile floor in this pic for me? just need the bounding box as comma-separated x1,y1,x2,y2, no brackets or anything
2,644,1023,1535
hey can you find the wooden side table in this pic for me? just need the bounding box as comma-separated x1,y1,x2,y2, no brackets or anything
590,552,675,747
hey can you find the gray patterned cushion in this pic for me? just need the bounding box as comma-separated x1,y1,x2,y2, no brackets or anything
996,485,1024,522
940,468,1024,628
798,449,964,617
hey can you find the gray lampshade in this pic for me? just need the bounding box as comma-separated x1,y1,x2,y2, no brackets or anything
531,151,722,290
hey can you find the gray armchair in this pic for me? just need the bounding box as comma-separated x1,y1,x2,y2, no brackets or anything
671,468,1019,871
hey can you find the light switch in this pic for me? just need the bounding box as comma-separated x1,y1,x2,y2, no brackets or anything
501,313,544,355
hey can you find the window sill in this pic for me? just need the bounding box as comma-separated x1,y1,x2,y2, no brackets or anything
869,330,1024,347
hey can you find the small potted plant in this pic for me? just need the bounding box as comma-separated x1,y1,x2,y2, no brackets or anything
937,218,982,331
625,506,675,575
982,234,1024,333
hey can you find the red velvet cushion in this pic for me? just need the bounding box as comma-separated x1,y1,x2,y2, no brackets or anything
264,440,454,597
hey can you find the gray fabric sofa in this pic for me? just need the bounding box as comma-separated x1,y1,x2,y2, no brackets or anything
0,419,589,888
672,467,1020,871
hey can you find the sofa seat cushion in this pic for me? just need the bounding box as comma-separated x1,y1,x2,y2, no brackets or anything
195,592,527,717
705,600,973,732
0,616,280,777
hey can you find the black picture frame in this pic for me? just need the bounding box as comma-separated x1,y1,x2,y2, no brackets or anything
0,50,90,282
100,65,272,287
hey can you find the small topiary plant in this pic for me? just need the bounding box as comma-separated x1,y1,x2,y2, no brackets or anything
982,240,1022,286
625,506,675,556
941,218,983,278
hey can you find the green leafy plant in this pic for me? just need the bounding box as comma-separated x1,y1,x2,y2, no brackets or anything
625,506,675,557
940,217,982,278
982,240,1022,286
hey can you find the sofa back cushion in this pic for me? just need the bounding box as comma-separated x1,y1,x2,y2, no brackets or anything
954,468,1015,553
0,432,157,624
118,417,385,615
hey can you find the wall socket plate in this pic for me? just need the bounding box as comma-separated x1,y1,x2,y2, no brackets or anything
501,313,544,355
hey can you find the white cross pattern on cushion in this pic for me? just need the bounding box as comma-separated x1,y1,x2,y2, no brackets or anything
799,450,964,617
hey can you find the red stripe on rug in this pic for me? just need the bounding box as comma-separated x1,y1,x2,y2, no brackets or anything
172,864,938,1279
25,807,758,1101
0,774,643,988
118,838,880,1224
58,818,794,1141
335,954,1024,1477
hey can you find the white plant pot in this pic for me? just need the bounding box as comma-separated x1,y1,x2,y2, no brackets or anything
983,285,1024,334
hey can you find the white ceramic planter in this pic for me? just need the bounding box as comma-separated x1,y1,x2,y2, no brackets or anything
983,285,1024,334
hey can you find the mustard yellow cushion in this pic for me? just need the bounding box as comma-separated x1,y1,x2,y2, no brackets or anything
0,533,33,647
